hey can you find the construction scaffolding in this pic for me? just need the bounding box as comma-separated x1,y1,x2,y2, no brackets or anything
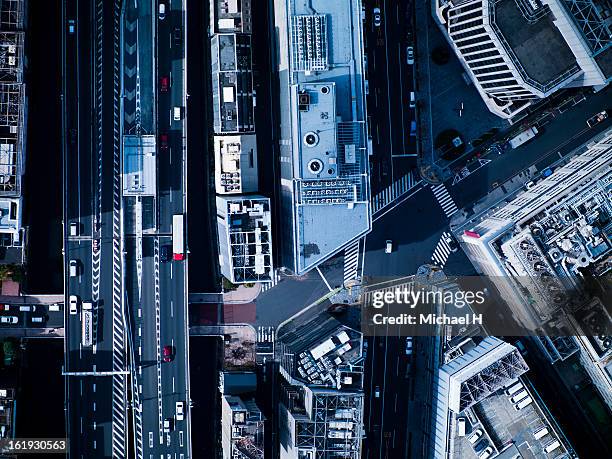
0,0,24,31
0,0,23,196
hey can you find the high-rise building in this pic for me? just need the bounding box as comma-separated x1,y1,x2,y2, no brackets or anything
214,135,259,195
216,196,273,283
276,315,365,458
210,0,253,35
211,33,255,134
458,127,612,408
0,0,25,260
272,0,371,275
431,337,576,458
435,0,611,119
221,395,264,459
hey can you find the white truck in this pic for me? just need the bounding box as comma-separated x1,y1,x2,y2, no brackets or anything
508,126,538,149
82,310,93,347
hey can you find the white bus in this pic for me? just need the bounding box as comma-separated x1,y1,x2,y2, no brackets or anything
82,310,93,347
172,214,185,261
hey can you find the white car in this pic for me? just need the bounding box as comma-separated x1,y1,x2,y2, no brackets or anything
374,386,381,398
373,8,381,27
480,446,494,459
406,46,414,65
0,316,17,324
468,429,483,444
405,337,413,355
444,233,458,253
69,295,79,315
176,401,185,421
385,240,393,254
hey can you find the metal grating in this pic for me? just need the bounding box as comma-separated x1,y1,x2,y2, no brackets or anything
562,0,612,56
291,15,329,73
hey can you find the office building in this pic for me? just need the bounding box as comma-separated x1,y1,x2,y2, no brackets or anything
0,0,25,259
431,337,576,458
435,0,611,119
216,196,273,283
273,0,371,275
221,395,264,459
210,0,252,34
459,127,612,408
211,33,255,134
276,315,365,458
214,135,258,195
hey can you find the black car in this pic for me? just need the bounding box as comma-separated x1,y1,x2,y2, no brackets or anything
173,27,182,44
160,245,171,262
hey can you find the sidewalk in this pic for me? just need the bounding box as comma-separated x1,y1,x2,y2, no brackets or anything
222,283,261,304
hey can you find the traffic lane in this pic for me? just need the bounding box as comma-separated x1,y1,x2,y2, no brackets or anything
451,87,612,210
364,187,448,278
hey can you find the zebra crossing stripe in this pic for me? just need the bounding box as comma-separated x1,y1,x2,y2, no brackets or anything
431,184,459,218
431,232,453,268
343,240,361,284
372,171,421,213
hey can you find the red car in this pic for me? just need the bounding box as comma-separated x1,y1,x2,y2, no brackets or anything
163,345,174,362
159,133,169,150
160,76,169,92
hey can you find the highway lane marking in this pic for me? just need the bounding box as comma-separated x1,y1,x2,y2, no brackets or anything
139,307,142,318
170,263,173,279
93,421,96,430
172,377,175,392
171,300,174,318
93,383,96,392
149,432,153,448
80,417,83,434
80,380,83,396
93,402,96,412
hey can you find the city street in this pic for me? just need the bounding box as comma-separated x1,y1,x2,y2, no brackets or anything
364,0,417,194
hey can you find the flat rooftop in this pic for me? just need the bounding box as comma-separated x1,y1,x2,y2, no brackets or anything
494,0,577,86
453,380,571,458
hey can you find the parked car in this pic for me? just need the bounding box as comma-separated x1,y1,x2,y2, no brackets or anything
586,110,608,128
406,46,414,65
468,429,483,444
385,240,393,254
163,345,175,362
69,295,79,315
176,401,185,421
373,8,381,27
0,316,17,324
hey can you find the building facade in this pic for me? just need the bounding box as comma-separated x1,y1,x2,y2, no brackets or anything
435,0,611,119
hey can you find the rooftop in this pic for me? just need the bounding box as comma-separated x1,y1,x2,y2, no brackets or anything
214,135,258,194
122,135,157,196
211,33,255,134
275,0,371,275
210,0,252,34
493,0,577,86
217,196,273,283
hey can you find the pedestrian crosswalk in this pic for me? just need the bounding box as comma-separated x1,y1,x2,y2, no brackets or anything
257,326,275,343
343,240,361,285
431,232,454,268
431,184,459,218
260,269,280,294
372,171,420,213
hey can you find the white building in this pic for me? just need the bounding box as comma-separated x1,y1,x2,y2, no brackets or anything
221,395,264,459
435,0,611,119
214,135,258,195
216,196,273,284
